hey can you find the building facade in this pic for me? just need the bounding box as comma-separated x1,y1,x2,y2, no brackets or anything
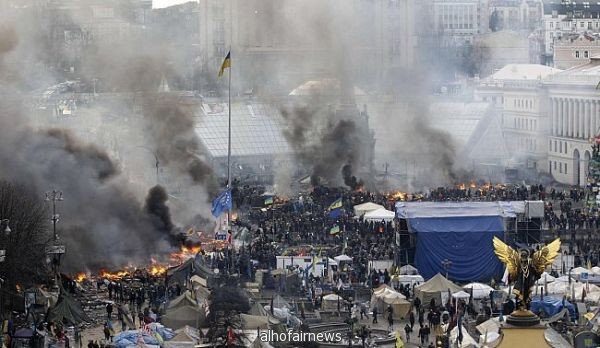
430,0,490,46
542,1,600,65
544,57,600,186
553,32,600,70
475,64,561,171
489,0,543,31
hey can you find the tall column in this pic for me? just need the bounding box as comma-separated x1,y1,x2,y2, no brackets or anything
552,98,558,135
580,100,585,138
585,100,591,139
590,100,598,138
560,98,569,137
573,99,581,138
568,99,573,137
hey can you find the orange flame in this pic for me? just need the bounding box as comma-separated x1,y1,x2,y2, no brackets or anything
100,269,131,281
169,245,201,263
148,264,167,276
75,272,87,283
390,191,407,201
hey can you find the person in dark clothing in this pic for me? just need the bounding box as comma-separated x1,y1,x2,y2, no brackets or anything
418,326,426,345
413,297,421,313
106,303,113,319
404,323,412,342
409,310,415,329
387,311,394,331
103,325,111,342
372,306,378,324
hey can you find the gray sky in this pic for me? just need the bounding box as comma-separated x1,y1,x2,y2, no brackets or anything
153,0,197,9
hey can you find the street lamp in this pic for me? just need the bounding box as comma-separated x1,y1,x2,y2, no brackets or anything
45,190,63,242
442,259,452,279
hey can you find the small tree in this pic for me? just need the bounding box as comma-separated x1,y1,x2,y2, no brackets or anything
0,180,50,289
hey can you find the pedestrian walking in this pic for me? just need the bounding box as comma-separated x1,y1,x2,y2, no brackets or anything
106,302,113,320
404,323,412,342
387,311,394,331
372,306,378,324
409,310,415,329
360,302,369,319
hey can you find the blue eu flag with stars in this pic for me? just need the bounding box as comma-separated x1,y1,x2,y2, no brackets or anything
211,189,232,217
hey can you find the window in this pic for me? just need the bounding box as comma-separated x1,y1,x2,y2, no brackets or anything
554,140,557,152
581,22,585,28
550,22,554,28
585,51,589,58
565,164,568,174
576,51,581,58
560,142,562,153
554,161,557,170
559,162,562,173
549,161,552,173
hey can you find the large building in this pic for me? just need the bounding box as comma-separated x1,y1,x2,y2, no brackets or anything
553,32,600,70
544,57,600,186
542,0,600,65
475,64,562,171
196,0,416,94
429,0,491,46
489,0,543,31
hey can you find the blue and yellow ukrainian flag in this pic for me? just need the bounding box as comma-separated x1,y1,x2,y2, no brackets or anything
218,51,231,77
328,197,342,211
329,225,340,235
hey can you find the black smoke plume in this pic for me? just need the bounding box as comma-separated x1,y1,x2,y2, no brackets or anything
281,103,363,189
144,185,174,233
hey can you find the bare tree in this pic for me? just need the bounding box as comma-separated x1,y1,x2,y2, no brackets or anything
0,180,51,289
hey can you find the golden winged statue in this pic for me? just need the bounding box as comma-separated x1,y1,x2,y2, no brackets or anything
493,237,561,313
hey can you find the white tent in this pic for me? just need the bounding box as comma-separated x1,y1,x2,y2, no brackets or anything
592,266,600,275
415,273,462,305
322,294,343,311
571,267,590,276
554,275,575,283
398,265,419,275
394,275,425,287
353,202,384,216
535,272,556,285
452,291,471,300
463,283,493,299
370,289,410,319
363,208,395,222
334,254,352,262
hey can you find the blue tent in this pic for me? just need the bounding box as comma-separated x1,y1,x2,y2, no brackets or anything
530,296,575,318
396,202,509,282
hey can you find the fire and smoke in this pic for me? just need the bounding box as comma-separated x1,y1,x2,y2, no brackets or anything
281,104,364,189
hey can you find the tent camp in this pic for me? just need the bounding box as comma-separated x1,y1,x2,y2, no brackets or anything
371,289,410,319
168,291,198,309
535,272,556,285
334,255,352,262
452,291,471,300
396,202,507,281
162,305,204,330
463,283,493,299
164,326,199,348
399,265,419,275
47,291,90,325
353,202,384,217
322,294,343,311
415,273,462,305
363,208,395,222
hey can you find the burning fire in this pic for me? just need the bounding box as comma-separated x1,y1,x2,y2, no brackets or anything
169,245,201,263
75,272,87,283
148,264,167,276
100,269,131,281
389,191,407,201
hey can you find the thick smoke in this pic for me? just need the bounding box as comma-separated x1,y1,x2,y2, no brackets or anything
0,16,210,270
145,185,174,234
141,94,214,190
281,103,363,189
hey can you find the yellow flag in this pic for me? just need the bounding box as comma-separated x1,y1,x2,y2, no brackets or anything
218,51,231,77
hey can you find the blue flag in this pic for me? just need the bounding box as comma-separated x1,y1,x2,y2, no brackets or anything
211,189,232,217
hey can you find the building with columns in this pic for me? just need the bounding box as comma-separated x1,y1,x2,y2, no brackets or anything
544,57,600,186
475,64,561,171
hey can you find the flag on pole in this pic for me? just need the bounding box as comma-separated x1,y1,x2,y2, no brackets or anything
218,51,231,77
211,189,232,217
328,197,343,210
327,197,343,218
329,225,340,235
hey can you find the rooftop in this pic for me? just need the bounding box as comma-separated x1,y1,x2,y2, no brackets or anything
194,102,291,159
489,64,562,81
